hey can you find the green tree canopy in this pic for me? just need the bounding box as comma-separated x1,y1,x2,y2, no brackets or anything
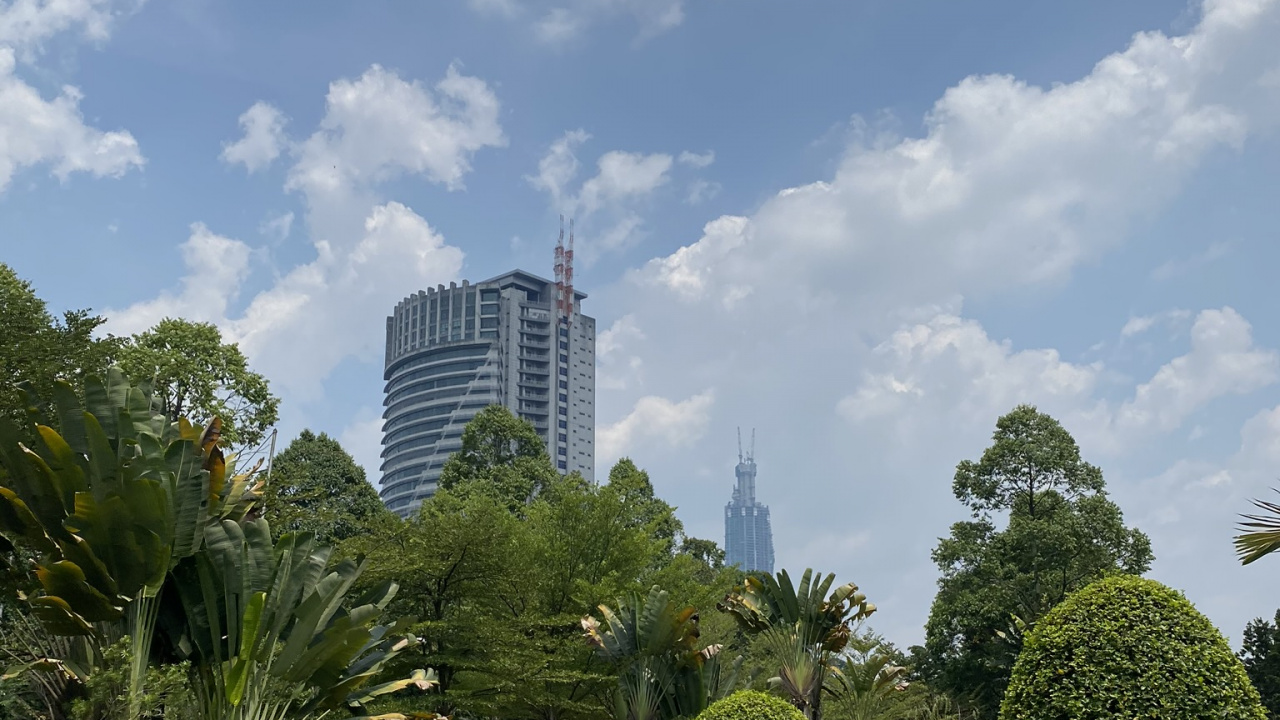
0,263,123,429
261,429,391,543
438,405,557,511
117,318,279,450
1241,610,1280,719
917,405,1153,719
1002,575,1265,719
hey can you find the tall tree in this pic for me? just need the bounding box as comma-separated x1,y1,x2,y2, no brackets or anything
1241,610,1280,719
117,318,279,450
916,405,1152,719
608,458,684,559
0,263,123,428
261,429,392,543
438,405,558,511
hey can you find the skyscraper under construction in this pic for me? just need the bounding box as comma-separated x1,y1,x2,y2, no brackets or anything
725,429,774,573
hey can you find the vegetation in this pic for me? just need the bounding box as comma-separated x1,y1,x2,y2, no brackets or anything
1241,610,1280,719
917,405,1153,719
696,690,806,720
0,263,124,434
5,261,1274,720
118,318,280,451
1001,575,1265,720
0,368,425,720
260,429,392,543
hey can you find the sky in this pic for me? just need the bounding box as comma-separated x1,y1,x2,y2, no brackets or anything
2,0,1280,649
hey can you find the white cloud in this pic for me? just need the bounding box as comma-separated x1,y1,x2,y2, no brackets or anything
685,178,720,205
107,202,465,399
285,63,505,209
598,390,714,463
105,223,253,336
597,314,645,390
839,313,1102,433
529,131,673,259
0,48,144,193
259,211,294,241
1120,309,1192,337
677,150,715,168
527,128,589,207
339,410,386,482
632,0,1277,317
0,0,138,59
1151,240,1232,281
221,102,287,173
842,307,1277,450
474,0,685,44
1110,307,1279,436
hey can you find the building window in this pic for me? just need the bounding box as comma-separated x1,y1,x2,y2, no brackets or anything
558,460,567,470
558,407,567,416
558,420,567,429
559,341,568,350
558,447,567,456
559,380,568,389
559,393,568,402
558,433,567,442
559,328,568,338
481,289,499,302
559,368,567,376
479,330,498,339
480,317,498,329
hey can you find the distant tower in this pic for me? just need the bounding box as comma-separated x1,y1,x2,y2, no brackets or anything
725,428,774,573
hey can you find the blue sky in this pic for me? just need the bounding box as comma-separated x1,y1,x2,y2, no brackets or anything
3,0,1280,648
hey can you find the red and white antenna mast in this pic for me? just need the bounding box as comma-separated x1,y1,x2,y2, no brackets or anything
554,215,566,321
564,218,575,328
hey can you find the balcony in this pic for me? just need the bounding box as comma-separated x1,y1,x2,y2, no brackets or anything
518,378,549,389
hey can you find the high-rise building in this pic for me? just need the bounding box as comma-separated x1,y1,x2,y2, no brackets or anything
379,262,596,517
725,428,774,573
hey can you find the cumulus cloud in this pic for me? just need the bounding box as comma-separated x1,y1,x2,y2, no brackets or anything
597,314,645,390
632,0,1278,318
106,202,465,399
221,102,288,173
598,390,715,464
0,48,144,193
529,130,674,259
104,223,254,335
0,0,140,58
1120,309,1192,338
285,63,505,206
842,307,1278,453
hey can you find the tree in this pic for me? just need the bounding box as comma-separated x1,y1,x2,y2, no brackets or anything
582,586,740,720
261,430,391,543
0,368,426,720
1001,575,1265,719
718,568,879,720
117,318,279,450
438,405,558,511
1241,610,1280,719
0,263,123,430
917,405,1153,719
608,458,683,559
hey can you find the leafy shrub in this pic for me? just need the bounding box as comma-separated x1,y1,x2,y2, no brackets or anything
696,690,805,720
1001,574,1266,719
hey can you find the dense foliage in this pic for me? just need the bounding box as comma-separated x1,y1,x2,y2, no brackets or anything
918,405,1153,719
261,428,392,542
697,690,807,720
0,263,123,433
118,318,280,450
1242,610,1280,719
1001,575,1265,720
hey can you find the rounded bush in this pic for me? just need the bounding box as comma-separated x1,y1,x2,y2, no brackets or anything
696,690,805,720
1001,574,1266,720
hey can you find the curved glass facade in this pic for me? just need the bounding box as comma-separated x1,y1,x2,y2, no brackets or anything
381,272,596,518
